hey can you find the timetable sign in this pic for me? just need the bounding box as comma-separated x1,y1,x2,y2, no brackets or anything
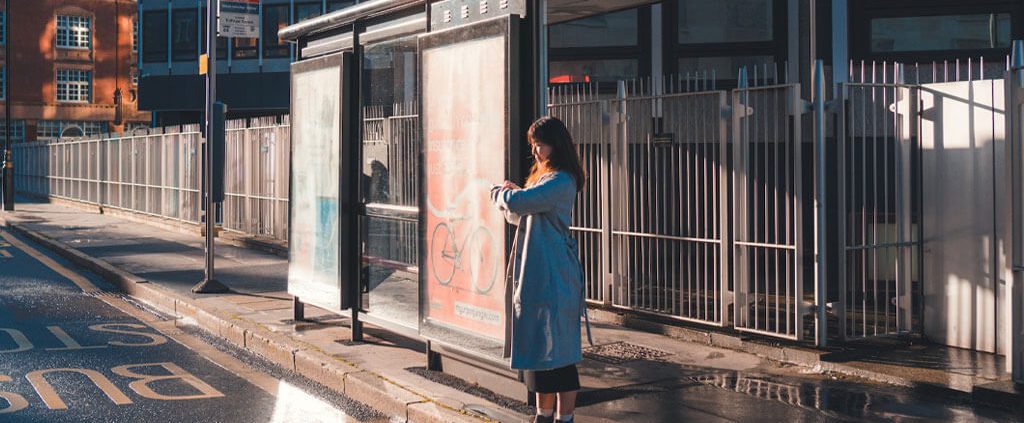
219,0,260,38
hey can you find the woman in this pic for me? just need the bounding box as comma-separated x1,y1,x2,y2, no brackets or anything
490,116,589,423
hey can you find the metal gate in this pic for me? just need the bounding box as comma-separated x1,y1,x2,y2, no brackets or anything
730,81,807,340
836,65,919,340
551,78,732,327
612,82,730,325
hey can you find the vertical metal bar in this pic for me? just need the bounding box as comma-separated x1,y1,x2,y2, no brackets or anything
1008,39,1024,383
813,61,828,346
792,81,805,341
837,82,849,340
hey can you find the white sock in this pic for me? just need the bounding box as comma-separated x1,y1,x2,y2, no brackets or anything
537,408,554,417
556,413,573,422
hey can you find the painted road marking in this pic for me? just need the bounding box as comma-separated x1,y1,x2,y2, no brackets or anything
44,326,108,351
1,228,286,400
0,249,11,258
0,231,99,293
0,376,29,414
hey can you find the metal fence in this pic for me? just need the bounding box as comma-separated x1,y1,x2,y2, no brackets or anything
550,66,819,342
837,63,919,341
13,117,289,240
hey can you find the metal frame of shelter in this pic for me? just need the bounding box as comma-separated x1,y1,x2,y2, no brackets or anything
280,0,546,400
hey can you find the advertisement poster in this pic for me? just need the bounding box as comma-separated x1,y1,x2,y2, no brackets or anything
288,55,342,311
422,34,508,341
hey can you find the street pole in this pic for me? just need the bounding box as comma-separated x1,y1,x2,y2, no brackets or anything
2,0,14,211
193,0,228,293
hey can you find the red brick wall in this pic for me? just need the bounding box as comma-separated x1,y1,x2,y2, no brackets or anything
1,0,150,141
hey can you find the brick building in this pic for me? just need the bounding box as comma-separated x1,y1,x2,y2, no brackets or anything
1,0,149,142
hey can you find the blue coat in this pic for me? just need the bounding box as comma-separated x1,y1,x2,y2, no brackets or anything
491,171,588,370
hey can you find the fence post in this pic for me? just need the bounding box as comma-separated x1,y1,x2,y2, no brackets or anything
813,59,828,348
1010,39,1023,384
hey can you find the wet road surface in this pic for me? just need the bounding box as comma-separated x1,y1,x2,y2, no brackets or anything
0,229,384,422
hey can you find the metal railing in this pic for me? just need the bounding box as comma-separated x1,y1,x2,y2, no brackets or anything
13,117,290,241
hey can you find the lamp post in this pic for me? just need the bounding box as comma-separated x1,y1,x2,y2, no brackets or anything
2,0,13,211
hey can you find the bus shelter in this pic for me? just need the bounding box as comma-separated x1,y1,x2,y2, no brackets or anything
280,0,567,399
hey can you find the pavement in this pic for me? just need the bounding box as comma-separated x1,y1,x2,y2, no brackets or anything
0,228,385,422
2,197,1022,422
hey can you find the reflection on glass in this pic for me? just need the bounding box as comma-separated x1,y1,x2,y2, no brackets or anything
233,37,258,59
871,14,1011,52
294,2,322,22
549,59,638,84
328,0,354,12
549,9,638,49
263,4,290,58
142,11,168,62
172,9,198,60
678,56,777,80
678,0,773,44
360,34,421,330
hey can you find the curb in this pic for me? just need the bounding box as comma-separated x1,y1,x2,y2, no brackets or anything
0,218,484,423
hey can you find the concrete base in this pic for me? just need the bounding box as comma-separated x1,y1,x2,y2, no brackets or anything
426,340,529,403
973,381,1024,412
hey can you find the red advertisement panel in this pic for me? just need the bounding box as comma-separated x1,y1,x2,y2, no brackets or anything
421,34,508,341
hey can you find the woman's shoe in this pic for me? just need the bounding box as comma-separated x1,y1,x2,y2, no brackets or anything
533,414,555,423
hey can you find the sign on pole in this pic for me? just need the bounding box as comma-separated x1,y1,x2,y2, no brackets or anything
219,0,260,38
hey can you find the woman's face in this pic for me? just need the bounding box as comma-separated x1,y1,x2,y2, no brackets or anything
531,138,552,163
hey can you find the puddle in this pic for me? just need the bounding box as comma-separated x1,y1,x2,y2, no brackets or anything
691,371,1019,422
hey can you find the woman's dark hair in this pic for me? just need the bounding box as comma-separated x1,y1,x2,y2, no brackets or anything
526,116,587,192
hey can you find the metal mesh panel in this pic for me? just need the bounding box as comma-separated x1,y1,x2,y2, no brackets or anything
732,83,804,340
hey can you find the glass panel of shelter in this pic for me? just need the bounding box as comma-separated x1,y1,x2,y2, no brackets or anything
358,26,423,332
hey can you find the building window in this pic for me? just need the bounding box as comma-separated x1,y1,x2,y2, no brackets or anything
851,1,1023,61
37,120,106,140
262,4,290,58
0,120,25,142
56,15,92,49
677,0,773,44
232,37,257,59
665,0,784,86
548,7,648,88
871,14,1011,53
294,2,322,22
142,10,168,62
328,1,354,13
133,18,139,54
172,9,199,61
56,69,92,103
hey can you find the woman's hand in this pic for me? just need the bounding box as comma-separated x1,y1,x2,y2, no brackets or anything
502,180,521,190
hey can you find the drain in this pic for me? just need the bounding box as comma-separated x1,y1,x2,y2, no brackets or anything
583,341,673,364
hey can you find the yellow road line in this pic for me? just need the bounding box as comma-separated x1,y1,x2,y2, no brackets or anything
0,230,283,398
0,230,99,293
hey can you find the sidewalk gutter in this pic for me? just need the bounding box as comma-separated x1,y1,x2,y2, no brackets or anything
0,217,484,423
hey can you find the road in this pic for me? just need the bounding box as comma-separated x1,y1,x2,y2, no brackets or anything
0,228,385,423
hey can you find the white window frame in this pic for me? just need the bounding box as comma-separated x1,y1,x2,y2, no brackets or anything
56,69,92,103
56,15,92,50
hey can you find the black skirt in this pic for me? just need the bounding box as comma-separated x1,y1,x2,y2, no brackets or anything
523,364,580,393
